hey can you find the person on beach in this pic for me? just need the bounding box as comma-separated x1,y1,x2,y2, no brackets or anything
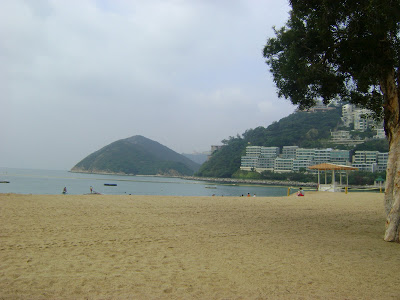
247,193,251,197
90,186,93,194
297,188,304,196
62,187,67,194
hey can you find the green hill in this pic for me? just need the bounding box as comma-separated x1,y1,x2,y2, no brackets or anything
242,107,343,148
71,135,200,176
196,106,371,178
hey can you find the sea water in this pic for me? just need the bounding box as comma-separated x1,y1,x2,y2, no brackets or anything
0,168,290,197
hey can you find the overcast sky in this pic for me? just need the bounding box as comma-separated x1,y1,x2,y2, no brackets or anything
1,0,296,170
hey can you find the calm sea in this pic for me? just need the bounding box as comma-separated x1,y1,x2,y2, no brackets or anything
0,168,292,197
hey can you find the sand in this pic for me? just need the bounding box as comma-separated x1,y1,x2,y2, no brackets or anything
0,192,399,299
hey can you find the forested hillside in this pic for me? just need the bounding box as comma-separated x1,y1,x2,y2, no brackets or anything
242,107,342,148
71,135,200,176
196,106,387,178
196,137,246,178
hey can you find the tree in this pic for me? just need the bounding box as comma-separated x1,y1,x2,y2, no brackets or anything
263,0,400,242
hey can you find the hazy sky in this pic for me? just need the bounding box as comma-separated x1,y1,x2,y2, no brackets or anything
1,0,296,170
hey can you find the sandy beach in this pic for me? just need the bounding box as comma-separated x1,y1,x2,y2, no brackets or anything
1,192,399,299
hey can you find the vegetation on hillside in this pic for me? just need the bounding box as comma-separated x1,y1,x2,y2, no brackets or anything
243,107,342,148
198,107,343,178
353,139,389,153
72,135,199,176
196,136,246,178
196,106,388,179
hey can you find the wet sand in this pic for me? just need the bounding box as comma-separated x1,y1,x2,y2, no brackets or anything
1,192,399,299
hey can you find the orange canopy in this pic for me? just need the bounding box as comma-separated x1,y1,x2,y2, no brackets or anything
308,163,358,171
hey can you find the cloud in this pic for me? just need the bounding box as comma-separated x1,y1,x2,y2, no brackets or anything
0,0,294,170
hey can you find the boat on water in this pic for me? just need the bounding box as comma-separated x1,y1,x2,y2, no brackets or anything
104,183,117,186
0,181,10,183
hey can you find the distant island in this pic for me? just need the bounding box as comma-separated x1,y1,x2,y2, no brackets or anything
71,135,200,176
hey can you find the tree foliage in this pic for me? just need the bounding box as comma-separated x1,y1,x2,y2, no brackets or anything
263,0,400,242
353,139,389,153
243,107,342,148
196,136,247,178
264,0,399,119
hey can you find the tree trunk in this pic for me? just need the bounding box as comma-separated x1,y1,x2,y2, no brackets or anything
381,70,400,242
384,128,400,242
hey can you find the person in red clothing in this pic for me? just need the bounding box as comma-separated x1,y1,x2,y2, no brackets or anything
297,188,304,196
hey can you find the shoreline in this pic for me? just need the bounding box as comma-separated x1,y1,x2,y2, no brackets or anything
70,170,317,187
70,170,318,187
180,175,317,187
70,170,384,191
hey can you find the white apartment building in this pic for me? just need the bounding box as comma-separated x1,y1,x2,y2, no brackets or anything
330,150,351,164
354,109,374,131
352,163,377,172
211,145,224,152
240,146,385,173
375,128,386,139
240,146,279,171
282,146,298,159
240,156,258,169
293,159,313,172
341,104,353,127
341,104,382,132
314,148,332,164
245,146,262,157
261,147,280,158
257,157,276,170
331,130,351,141
296,148,316,160
377,152,389,172
292,148,315,172
274,158,294,173
353,151,378,164
352,151,379,172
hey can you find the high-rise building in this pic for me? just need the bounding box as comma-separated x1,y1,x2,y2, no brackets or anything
353,109,374,131
341,104,354,127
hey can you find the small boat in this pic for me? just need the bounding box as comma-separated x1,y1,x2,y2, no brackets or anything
205,186,217,189
0,181,10,183
104,183,117,186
